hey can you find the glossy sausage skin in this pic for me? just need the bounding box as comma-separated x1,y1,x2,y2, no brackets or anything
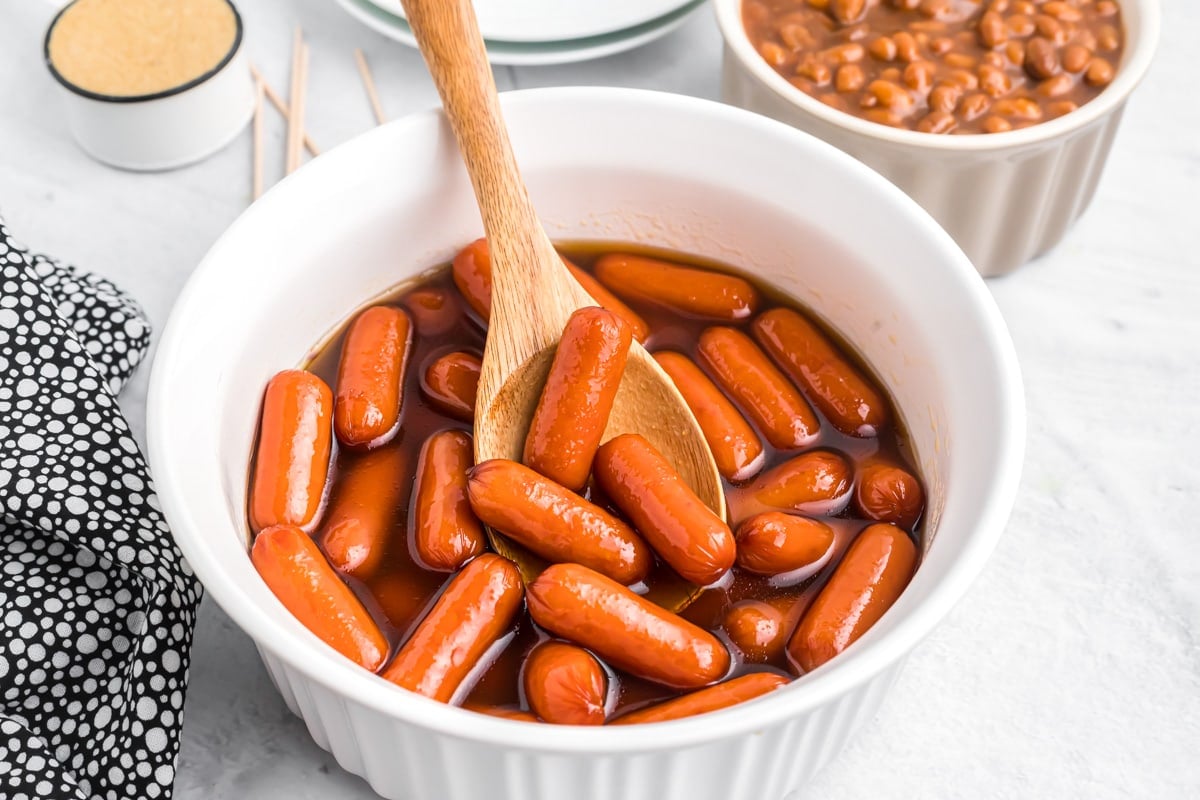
593,434,735,586
463,704,539,722
524,307,632,490
250,370,333,533
736,450,853,520
334,305,412,447
527,563,730,690
593,254,759,321
403,287,461,336
612,673,789,725
654,351,764,482
697,327,820,450
421,350,481,422
450,237,649,340
722,601,787,663
467,459,652,585
381,553,524,702
854,461,925,530
414,430,486,572
522,641,608,725
735,512,834,577
251,525,387,670
319,445,406,579
788,523,917,673
753,308,888,437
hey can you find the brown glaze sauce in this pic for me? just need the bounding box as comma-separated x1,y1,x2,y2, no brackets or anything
293,243,924,716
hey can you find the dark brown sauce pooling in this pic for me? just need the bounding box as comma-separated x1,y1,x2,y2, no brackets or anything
296,242,923,716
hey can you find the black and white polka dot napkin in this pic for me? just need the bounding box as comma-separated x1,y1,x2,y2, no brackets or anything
0,217,201,799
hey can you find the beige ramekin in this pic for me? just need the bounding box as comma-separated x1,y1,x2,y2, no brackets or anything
715,0,1161,276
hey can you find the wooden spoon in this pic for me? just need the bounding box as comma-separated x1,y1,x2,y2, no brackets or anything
400,0,725,578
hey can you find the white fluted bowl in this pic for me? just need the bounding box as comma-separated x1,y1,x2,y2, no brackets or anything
147,88,1024,800
715,0,1161,277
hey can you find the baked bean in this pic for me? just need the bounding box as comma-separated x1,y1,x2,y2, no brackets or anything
928,82,961,113
930,36,955,55
527,563,730,689
893,0,920,10
977,10,1006,47
1062,44,1092,73
836,63,867,92
1098,24,1120,51
1037,73,1075,97
824,42,865,63
422,350,480,422
868,35,897,61
879,66,903,83
467,459,652,585
1005,40,1025,66
522,642,608,725
594,434,736,585
893,31,920,61
829,0,865,25
1024,36,1060,80
1006,14,1035,37
943,52,977,70
1013,1,1035,16
381,554,524,702
978,63,1012,97
1086,57,1115,87
655,351,764,482
723,601,788,663
916,110,957,133
1096,1,1118,17
981,114,1013,133
797,53,833,84
904,61,936,92
960,92,992,120
697,327,820,450
994,96,1043,119
780,22,817,49
982,51,1006,70
753,307,889,437
807,0,829,9
864,108,903,126
319,445,405,579
788,524,917,672
735,512,835,576
865,79,913,112
818,91,848,109
853,461,925,529
250,370,333,533
524,307,632,490
947,68,980,90
334,306,411,447
612,673,790,725
593,254,759,322
413,430,485,572
1034,14,1067,45
1047,99,1078,117
252,525,387,670
919,0,948,18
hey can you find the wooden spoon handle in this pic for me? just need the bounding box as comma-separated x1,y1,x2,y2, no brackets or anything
399,0,578,333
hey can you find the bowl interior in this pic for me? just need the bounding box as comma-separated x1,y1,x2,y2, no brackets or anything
147,88,1023,749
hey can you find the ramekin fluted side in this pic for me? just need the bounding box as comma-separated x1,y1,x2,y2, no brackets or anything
257,645,904,800
721,48,1129,276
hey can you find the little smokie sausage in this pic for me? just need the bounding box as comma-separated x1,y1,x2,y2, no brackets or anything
403,287,460,336
467,459,652,585
414,430,486,572
334,305,412,446
522,641,608,725
593,433,735,586
654,351,764,482
697,327,819,450
527,563,729,690
251,525,387,670
319,445,406,580
250,369,333,533
524,307,632,490
612,673,790,725
450,237,649,340
381,553,524,702
722,601,787,663
788,523,917,673
593,254,759,321
735,450,853,521
421,351,481,422
735,513,834,577
753,308,887,437
854,460,925,530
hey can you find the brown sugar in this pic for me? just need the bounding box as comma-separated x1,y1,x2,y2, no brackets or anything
48,0,238,98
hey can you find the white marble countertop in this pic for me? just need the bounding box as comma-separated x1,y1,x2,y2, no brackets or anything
3,0,1197,797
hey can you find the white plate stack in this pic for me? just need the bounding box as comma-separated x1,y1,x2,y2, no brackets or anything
334,0,707,65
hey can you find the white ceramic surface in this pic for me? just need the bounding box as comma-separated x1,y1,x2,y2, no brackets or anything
43,0,255,171
365,0,695,43
714,0,1162,277
334,0,706,66
146,88,1023,800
